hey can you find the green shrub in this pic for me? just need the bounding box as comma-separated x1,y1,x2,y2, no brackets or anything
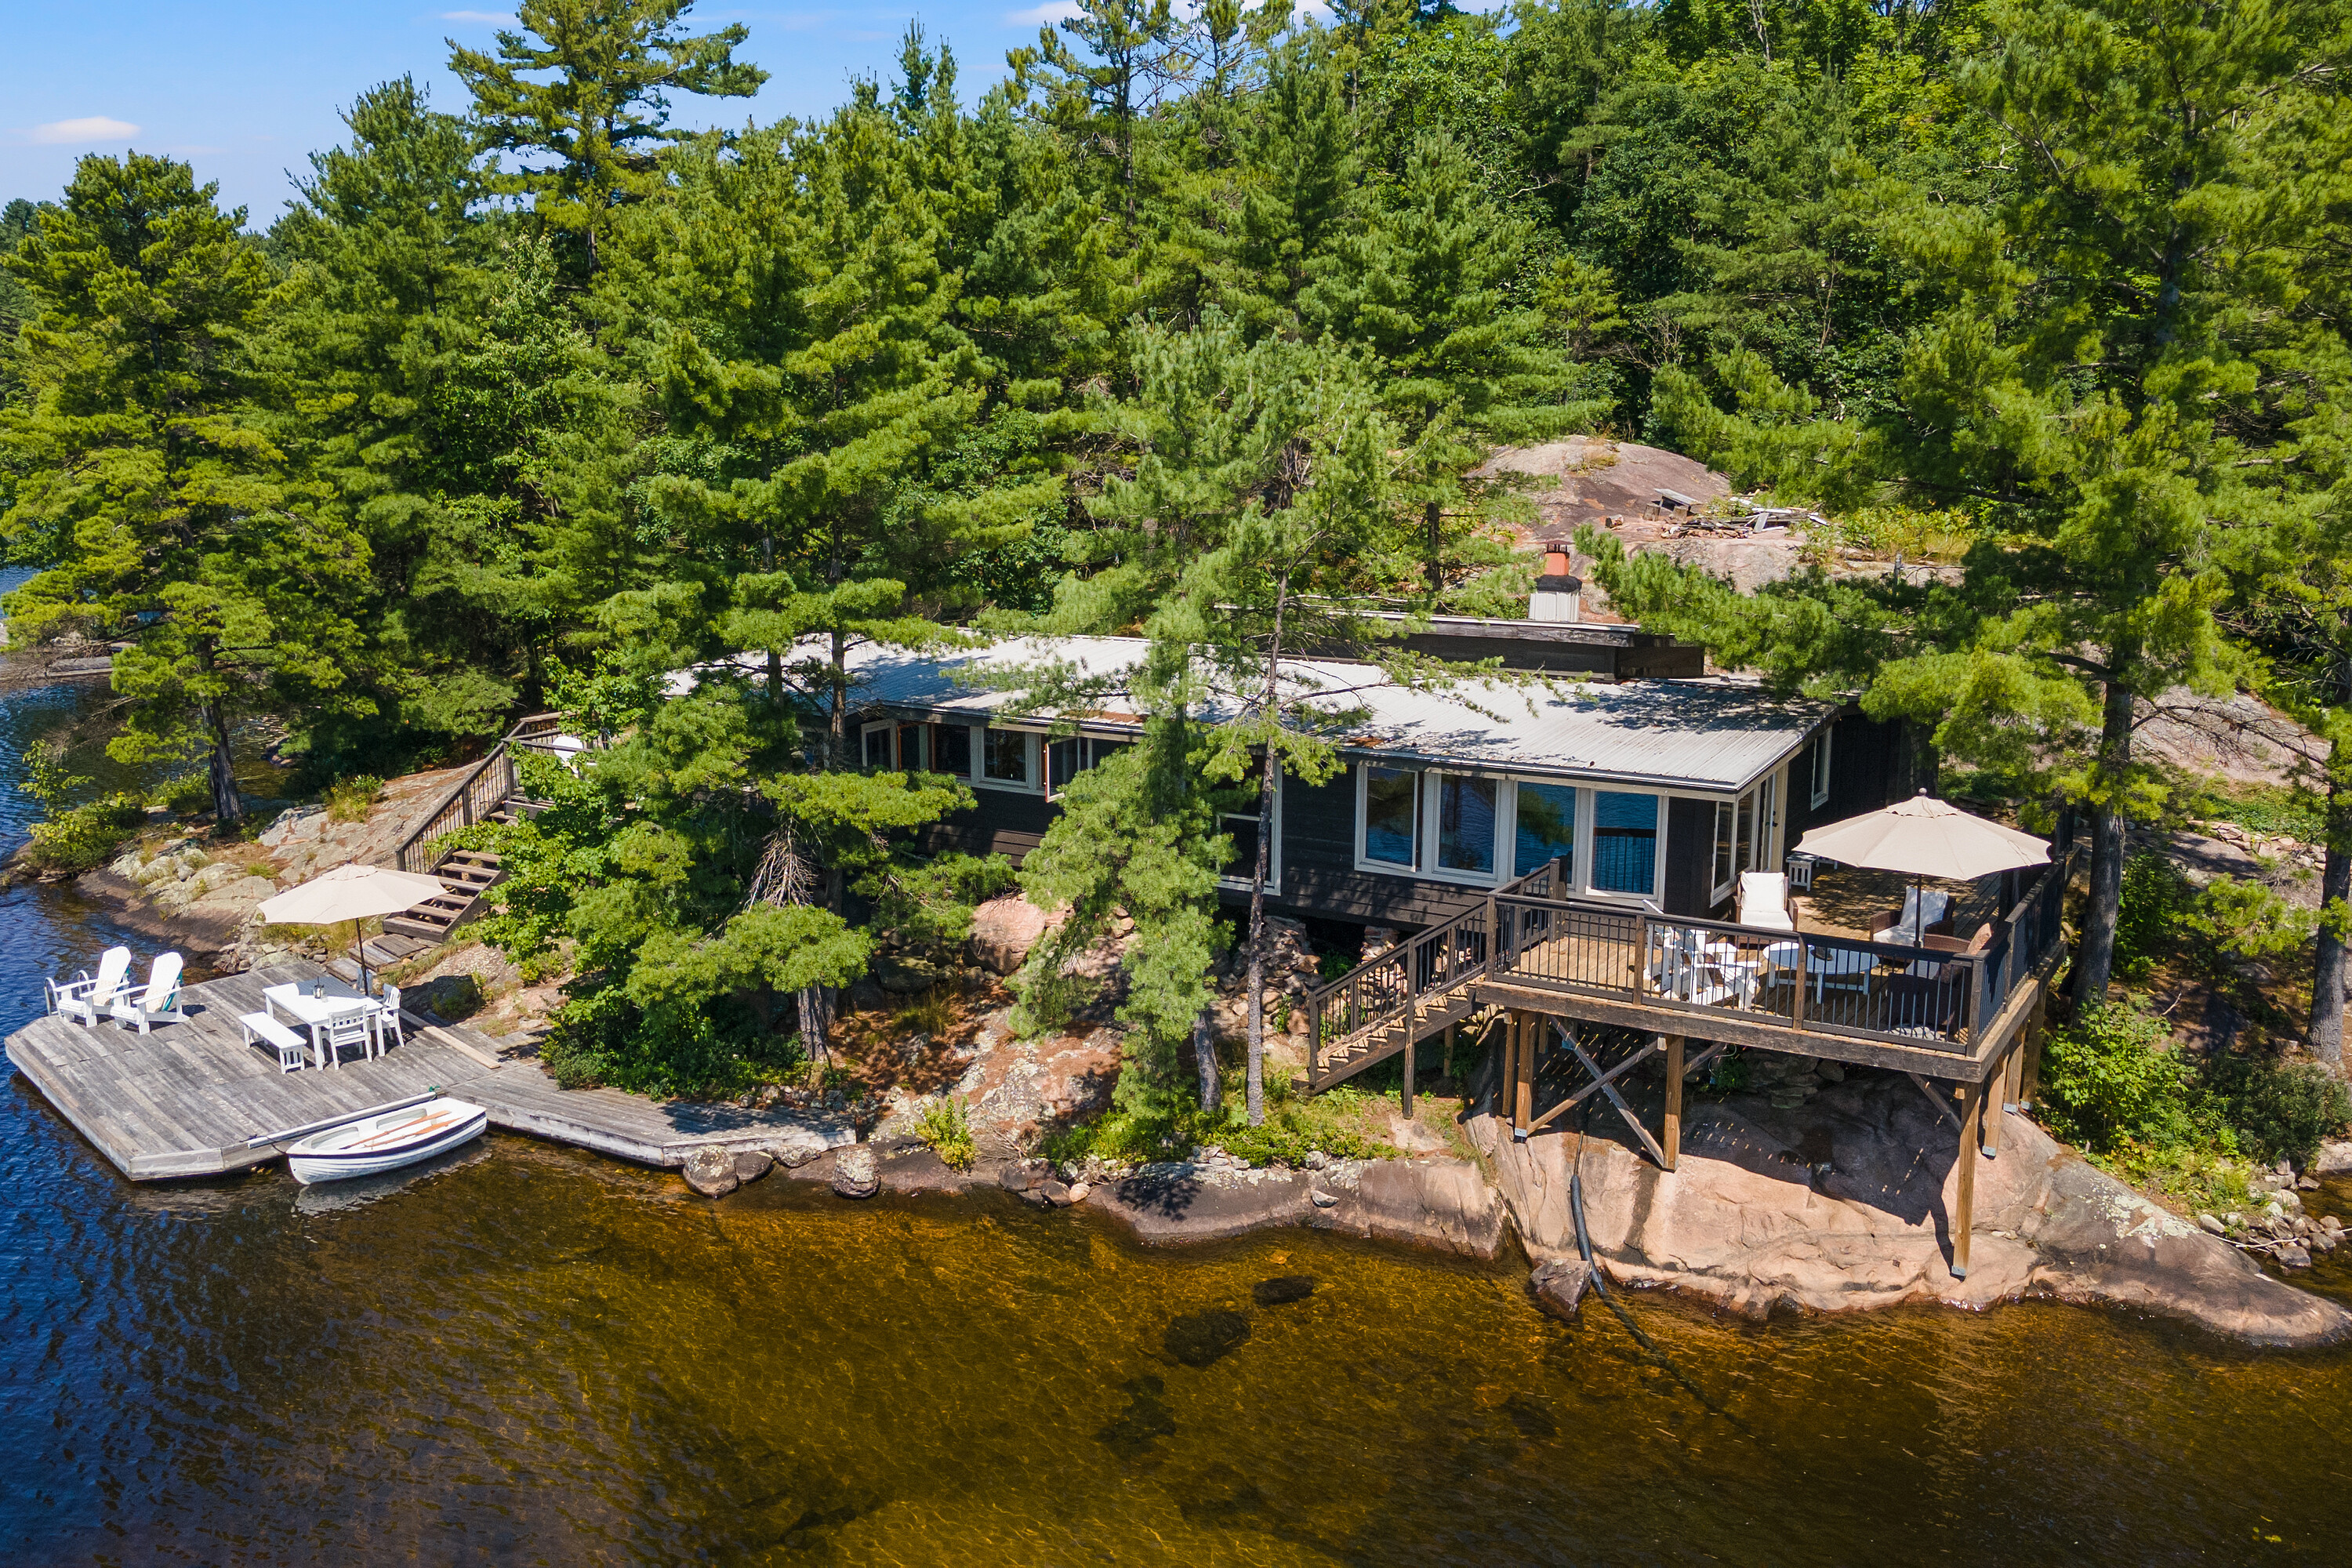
324,774,384,823
150,772,212,815
2113,852,2197,983
14,740,142,873
915,1098,977,1170
2198,1054,2352,1167
895,989,956,1039
2040,1001,2203,1153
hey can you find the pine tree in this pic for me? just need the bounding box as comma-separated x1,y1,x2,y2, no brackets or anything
2,154,372,825
448,0,767,273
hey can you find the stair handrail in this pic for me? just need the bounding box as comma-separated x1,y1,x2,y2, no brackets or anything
388,712,565,874
1305,857,1564,1083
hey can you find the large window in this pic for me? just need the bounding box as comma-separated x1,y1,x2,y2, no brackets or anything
861,723,894,770
1045,736,1131,797
898,722,928,772
1515,783,1578,878
982,728,1031,786
1362,765,1419,867
934,724,974,779
1433,773,1497,877
1591,790,1660,895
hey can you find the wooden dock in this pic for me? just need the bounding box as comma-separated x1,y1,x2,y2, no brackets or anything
5,961,854,1181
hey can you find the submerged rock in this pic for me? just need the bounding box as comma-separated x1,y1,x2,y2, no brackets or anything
1529,1258,1592,1322
683,1145,739,1199
1251,1276,1315,1307
1164,1309,1251,1367
830,1145,879,1200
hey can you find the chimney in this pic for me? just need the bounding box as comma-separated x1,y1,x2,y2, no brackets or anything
1530,539,1581,622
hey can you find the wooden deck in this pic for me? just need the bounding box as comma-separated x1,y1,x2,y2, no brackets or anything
6,961,854,1181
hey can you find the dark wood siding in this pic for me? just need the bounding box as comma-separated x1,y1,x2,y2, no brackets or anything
1266,771,1485,929
1663,795,1715,917
915,787,1055,864
1788,713,1912,844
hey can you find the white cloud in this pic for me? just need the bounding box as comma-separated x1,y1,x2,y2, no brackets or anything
27,116,140,145
438,10,514,24
1005,2,1083,25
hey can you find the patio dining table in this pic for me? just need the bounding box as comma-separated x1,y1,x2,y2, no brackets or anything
262,982,388,1070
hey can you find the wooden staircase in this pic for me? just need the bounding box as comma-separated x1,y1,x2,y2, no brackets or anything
1303,859,1567,1091
383,848,506,943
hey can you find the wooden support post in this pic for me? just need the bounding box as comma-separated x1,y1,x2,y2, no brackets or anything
2019,987,2049,1109
1662,1034,1685,1173
1981,1053,2008,1156
1497,1011,1516,1120
1951,1078,1985,1280
1402,1032,1417,1119
1512,1012,1535,1140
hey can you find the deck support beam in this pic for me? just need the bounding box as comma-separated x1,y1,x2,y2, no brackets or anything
1552,1020,1669,1167
1402,1032,1416,1118
1512,1011,1534,1139
1662,1033,1684,1173
1951,1076,1986,1280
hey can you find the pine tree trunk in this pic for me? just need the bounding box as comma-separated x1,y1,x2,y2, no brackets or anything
1195,1006,1218,1111
799,984,835,1064
204,688,241,829
1245,743,1279,1127
2071,677,2135,1008
2312,757,2350,1069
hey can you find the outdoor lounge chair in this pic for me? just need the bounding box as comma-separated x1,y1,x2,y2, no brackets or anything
1737,872,1795,931
49,946,132,1029
108,952,188,1034
1872,887,1954,946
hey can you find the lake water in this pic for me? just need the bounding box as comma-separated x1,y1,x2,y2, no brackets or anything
6,639,2352,1563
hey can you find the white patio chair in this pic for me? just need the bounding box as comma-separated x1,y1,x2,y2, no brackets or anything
53,946,132,1029
108,952,188,1034
322,1014,372,1070
1738,872,1795,931
376,984,407,1054
1874,887,1954,946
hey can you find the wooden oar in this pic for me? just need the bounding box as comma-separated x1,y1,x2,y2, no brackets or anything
339,1112,466,1152
246,1087,441,1149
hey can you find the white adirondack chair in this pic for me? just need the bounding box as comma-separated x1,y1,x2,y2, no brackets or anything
51,946,132,1028
109,952,188,1034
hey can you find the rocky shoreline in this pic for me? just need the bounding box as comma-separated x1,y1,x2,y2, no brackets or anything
665,1065,2352,1350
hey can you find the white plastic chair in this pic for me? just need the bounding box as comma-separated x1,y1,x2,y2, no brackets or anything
322,1014,371,1070
108,952,187,1034
1737,872,1795,931
53,946,132,1029
376,984,407,1054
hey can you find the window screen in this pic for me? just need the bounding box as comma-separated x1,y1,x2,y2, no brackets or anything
933,724,973,778
1514,783,1577,878
1363,765,1418,867
1591,790,1660,895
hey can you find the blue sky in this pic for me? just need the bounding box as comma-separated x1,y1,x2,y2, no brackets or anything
0,2,1083,224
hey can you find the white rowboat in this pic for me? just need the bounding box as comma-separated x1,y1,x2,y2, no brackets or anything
285,1097,488,1185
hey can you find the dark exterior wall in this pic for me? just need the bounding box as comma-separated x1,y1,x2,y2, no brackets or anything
1663,795,1715,917
915,788,1055,865
1786,713,1911,843
1262,771,1486,929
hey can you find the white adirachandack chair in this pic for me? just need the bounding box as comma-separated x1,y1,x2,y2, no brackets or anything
108,952,188,1034
1737,872,1796,931
48,946,132,1028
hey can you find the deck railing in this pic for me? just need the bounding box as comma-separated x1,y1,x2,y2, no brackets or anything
389,713,568,874
1304,844,2075,1077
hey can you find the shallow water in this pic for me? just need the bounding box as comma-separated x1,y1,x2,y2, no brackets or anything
7,637,2352,1564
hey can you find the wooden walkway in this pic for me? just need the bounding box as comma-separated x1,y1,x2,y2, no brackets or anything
5,961,854,1181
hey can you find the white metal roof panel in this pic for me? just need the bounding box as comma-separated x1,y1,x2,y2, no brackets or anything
707,635,1828,795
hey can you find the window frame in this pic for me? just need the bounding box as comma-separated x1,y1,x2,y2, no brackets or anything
1355,762,1423,873
859,720,897,771
1216,772,1283,893
976,725,1040,793
1807,728,1833,808
1422,768,1504,887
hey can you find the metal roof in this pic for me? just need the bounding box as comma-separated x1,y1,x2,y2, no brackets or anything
713,635,1831,796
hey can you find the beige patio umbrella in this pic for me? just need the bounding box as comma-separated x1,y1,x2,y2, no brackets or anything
1793,791,2050,944
257,862,452,994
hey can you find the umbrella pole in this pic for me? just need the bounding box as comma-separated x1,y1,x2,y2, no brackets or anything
354,917,372,996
